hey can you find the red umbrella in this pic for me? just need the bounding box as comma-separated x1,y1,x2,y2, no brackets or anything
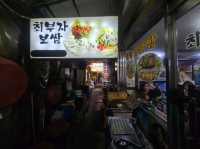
0,57,28,107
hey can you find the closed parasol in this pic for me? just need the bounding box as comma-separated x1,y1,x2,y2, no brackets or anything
0,57,28,107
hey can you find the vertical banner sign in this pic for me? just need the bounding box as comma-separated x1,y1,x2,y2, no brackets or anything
126,52,135,87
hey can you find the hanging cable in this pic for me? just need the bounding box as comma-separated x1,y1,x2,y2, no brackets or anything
0,0,30,20
72,0,80,16
33,0,69,7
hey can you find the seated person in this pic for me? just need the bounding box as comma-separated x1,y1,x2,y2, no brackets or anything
46,82,75,124
137,82,152,104
183,81,195,97
81,85,90,98
148,83,162,103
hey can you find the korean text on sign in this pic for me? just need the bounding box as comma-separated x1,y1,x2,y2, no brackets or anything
185,31,200,49
32,21,68,44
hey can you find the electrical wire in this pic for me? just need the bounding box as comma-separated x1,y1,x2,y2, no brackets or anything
0,0,30,20
32,0,69,7
72,0,80,16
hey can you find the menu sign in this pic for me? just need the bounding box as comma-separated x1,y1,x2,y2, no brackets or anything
138,52,162,81
30,17,118,58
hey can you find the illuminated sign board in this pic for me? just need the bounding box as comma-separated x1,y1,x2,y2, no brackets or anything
30,16,118,58
107,91,128,101
90,63,104,72
131,33,157,56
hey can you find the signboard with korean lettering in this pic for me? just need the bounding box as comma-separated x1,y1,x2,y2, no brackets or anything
30,16,118,58
176,4,200,50
129,18,165,56
127,19,166,87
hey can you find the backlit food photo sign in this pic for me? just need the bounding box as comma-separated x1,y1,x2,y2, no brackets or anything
30,16,118,58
